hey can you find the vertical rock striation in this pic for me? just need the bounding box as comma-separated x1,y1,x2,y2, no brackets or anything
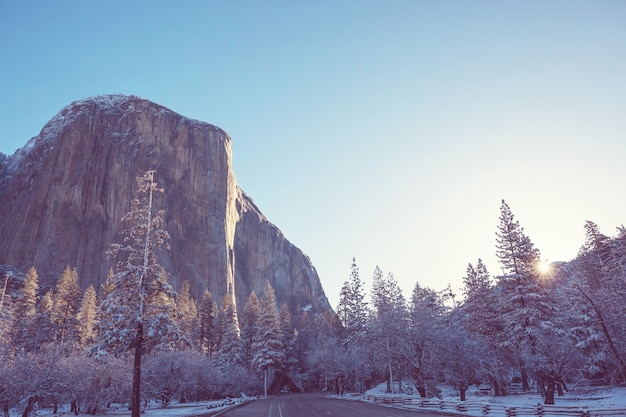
0,95,331,314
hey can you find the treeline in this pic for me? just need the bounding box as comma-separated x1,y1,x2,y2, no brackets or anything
331,200,626,404
0,264,337,415
1,175,625,414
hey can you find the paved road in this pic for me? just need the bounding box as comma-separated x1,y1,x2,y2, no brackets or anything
208,393,437,417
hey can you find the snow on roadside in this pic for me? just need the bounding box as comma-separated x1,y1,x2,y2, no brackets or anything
22,399,240,417
363,383,626,411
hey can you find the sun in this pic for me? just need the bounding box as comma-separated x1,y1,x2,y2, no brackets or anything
537,260,553,276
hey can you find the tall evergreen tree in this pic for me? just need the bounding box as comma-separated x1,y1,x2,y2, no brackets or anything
11,266,40,349
494,199,547,391
251,280,284,397
215,291,243,367
279,303,297,373
93,171,179,417
570,221,626,382
51,266,82,344
496,200,541,279
460,259,500,338
33,290,55,349
240,291,260,368
462,259,491,299
177,280,198,346
336,258,368,345
76,284,98,347
198,289,218,357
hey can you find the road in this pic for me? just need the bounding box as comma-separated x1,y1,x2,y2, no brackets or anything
202,393,437,417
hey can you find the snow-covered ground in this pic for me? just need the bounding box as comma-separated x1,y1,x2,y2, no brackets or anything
19,398,245,417
16,385,626,416
362,383,626,414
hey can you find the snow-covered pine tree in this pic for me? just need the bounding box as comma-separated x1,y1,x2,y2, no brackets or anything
177,280,198,346
462,259,491,299
198,289,218,357
33,290,55,350
456,259,509,394
93,171,179,417
336,281,351,330
569,221,626,382
494,199,550,392
76,284,98,347
279,303,297,374
251,280,284,397
10,266,39,349
215,290,244,367
496,200,541,277
240,291,260,368
460,259,501,339
336,258,368,345
51,266,82,344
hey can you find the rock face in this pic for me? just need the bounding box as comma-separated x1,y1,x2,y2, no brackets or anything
0,95,331,314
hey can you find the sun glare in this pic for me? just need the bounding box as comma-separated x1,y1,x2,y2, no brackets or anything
537,260,553,276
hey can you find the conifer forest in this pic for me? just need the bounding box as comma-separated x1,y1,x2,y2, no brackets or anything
1,174,625,416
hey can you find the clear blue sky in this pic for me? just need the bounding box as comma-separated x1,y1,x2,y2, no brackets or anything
2,1,625,307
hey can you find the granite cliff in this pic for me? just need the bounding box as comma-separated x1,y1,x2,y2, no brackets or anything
0,95,331,313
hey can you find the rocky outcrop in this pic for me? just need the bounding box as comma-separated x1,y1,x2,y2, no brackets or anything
0,95,331,314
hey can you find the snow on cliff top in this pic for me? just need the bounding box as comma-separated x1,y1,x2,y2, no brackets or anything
5,94,222,175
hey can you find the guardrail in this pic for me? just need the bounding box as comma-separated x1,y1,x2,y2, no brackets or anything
363,395,626,417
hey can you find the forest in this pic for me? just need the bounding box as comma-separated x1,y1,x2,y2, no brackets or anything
0,175,625,416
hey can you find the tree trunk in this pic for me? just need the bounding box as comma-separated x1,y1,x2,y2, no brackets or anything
417,387,426,398
131,322,144,417
460,387,467,401
22,397,37,417
492,377,501,397
264,368,268,397
544,378,556,405
520,362,530,392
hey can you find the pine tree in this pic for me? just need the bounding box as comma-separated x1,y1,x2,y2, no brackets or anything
462,258,491,299
460,259,500,339
11,266,40,349
198,289,218,357
177,280,198,346
215,291,243,367
33,290,55,349
76,284,98,347
51,265,82,344
494,199,548,391
240,291,260,368
336,258,368,345
251,280,284,397
279,303,297,373
571,221,626,382
93,171,179,417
